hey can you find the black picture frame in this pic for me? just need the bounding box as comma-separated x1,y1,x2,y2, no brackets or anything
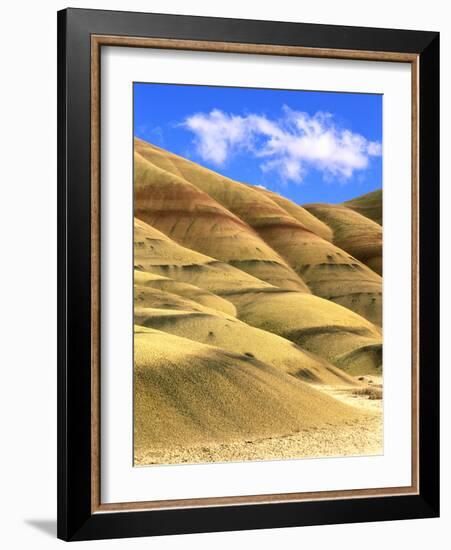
57,7,439,541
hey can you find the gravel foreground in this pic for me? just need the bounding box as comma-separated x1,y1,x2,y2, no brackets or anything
135,382,383,466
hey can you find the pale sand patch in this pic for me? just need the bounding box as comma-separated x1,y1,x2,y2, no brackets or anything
135,381,383,466
319,380,383,413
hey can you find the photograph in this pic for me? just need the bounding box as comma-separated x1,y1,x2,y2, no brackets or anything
133,83,384,467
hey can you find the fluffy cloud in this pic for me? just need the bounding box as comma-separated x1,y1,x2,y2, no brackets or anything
181,109,251,166
181,106,381,183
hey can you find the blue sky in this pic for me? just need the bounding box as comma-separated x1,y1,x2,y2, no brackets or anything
134,83,382,204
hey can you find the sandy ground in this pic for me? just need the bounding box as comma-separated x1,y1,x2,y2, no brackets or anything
135,379,383,466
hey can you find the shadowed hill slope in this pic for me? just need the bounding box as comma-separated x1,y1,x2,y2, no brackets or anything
253,220,382,326
134,217,273,296
133,137,384,464
134,286,233,319
252,186,333,241
135,138,382,326
342,189,383,225
228,289,382,374
134,307,358,386
304,203,383,275
134,270,237,317
134,217,382,374
134,326,368,453
134,146,309,292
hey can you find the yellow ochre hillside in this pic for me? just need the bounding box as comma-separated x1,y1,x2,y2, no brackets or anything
304,202,382,275
134,327,367,458
133,137,384,465
135,138,382,326
343,189,383,226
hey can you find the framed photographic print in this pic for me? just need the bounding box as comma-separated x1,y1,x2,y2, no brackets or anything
57,8,440,541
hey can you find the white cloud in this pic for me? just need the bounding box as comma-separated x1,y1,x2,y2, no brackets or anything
137,124,165,143
181,109,251,166
181,106,381,183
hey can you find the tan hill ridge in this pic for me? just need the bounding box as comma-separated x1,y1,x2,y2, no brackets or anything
304,202,382,275
342,189,383,225
135,147,309,292
135,138,382,326
134,326,368,457
134,217,382,374
133,138,384,465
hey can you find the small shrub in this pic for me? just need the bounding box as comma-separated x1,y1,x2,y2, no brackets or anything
353,387,382,400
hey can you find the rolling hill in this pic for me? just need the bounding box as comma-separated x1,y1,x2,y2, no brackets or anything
304,202,382,275
134,217,382,373
132,137,384,464
134,326,367,455
342,189,383,225
134,307,359,385
135,138,382,326
135,146,309,292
